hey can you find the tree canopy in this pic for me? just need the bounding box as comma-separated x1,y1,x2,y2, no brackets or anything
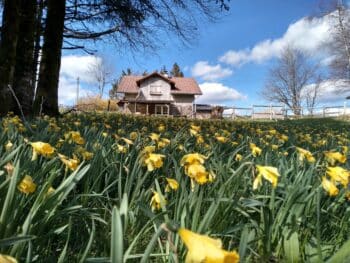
0,0,229,116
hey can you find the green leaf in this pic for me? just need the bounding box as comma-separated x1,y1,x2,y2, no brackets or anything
111,206,123,263
284,231,300,263
326,239,350,263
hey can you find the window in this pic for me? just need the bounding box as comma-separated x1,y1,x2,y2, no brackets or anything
150,85,162,95
155,105,169,115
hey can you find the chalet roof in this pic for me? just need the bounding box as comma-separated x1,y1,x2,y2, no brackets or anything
117,72,202,95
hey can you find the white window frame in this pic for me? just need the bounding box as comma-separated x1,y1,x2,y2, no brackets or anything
155,104,169,115
150,84,162,95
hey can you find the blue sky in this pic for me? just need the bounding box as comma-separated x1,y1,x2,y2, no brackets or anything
59,0,350,107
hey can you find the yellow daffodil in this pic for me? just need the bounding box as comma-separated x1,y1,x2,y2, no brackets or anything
142,145,156,154
250,143,262,157
0,254,17,263
216,136,227,143
150,191,166,211
326,167,349,187
121,137,133,145
30,142,55,161
5,141,13,151
235,154,242,161
58,153,80,171
18,175,37,194
178,228,239,263
196,135,204,144
324,151,347,166
180,153,207,166
165,178,179,192
342,146,348,154
64,131,85,145
253,165,280,189
186,163,210,184
271,144,279,150
208,170,216,183
190,125,201,136
47,186,55,196
296,147,315,163
158,124,165,132
321,176,339,196
117,144,127,153
149,133,160,141
232,141,239,146
130,131,138,140
144,153,165,171
280,134,289,142
158,138,170,148
81,150,94,160
268,129,277,135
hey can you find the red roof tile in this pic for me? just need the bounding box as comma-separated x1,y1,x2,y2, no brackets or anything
117,73,202,95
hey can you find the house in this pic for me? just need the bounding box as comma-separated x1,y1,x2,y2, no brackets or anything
117,72,202,117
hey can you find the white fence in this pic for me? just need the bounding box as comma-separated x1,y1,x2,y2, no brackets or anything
223,103,350,120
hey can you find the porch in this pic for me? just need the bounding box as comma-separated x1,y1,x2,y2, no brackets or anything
119,100,174,116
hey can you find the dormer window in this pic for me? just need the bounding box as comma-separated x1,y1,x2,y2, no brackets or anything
150,84,162,95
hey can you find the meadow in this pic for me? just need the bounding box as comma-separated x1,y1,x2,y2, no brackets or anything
0,113,350,262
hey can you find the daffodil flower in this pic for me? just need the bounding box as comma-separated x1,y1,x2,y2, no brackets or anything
180,153,207,166
296,147,315,163
58,153,80,171
253,165,280,189
250,143,262,157
0,254,17,263
150,191,167,211
144,153,165,171
321,176,339,196
165,178,179,192
324,151,347,166
18,175,37,194
178,228,239,263
30,142,55,161
326,166,349,187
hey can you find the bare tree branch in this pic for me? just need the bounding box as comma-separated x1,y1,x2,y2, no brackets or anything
261,45,320,115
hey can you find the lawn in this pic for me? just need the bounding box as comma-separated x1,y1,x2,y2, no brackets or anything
1,113,350,262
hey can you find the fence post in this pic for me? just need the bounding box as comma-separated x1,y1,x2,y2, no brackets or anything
231,107,235,119
251,105,254,119
323,107,325,118
284,105,287,119
269,104,272,120
344,101,347,117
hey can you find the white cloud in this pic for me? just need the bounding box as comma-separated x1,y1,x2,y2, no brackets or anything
317,80,350,103
59,55,100,105
219,15,331,66
191,61,233,81
58,75,89,105
301,79,350,106
60,55,101,83
196,82,246,105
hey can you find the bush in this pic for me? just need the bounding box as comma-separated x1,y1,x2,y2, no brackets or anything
77,95,119,111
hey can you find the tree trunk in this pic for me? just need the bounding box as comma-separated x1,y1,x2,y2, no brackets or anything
34,0,66,116
0,0,20,115
12,0,37,116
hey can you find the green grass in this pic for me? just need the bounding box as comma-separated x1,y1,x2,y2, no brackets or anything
0,113,350,262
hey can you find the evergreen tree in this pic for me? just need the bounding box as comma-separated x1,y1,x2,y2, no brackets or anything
170,63,184,77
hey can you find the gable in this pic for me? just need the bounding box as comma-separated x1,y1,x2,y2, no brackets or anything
117,73,202,95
